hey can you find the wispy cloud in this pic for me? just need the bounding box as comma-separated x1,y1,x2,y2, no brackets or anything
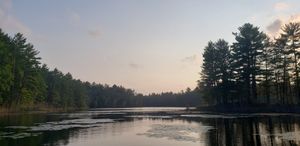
88,29,101,38
266,13,300,37
289,14,300,22
266,19,282,37
274,2,290,11
129,63,142,69
181,55,197,63
67,9,81,25
69,12,81,23
180,54,200,70
0,0,31,36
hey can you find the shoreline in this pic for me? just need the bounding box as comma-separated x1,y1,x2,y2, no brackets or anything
0,105,84,115
1,105,300,115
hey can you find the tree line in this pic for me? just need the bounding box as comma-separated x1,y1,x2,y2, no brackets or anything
137,87,200,107
199,22,300,106
0,29,199,110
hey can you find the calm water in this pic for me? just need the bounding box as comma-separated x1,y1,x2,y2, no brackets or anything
0,107,300,146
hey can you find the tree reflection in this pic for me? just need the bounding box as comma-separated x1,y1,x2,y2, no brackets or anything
1,113,300,146
200,116,300,146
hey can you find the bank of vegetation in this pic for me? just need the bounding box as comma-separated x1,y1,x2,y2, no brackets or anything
199,22,300,110
4,22,298,113
0,29,199,112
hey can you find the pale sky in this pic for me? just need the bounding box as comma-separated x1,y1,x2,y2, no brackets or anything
1,0,300,94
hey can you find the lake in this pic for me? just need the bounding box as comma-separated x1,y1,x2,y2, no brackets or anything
0,107,300,146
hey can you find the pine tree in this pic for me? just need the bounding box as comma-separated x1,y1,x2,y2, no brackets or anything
231,23,267,104
258,38,273,103
199,41,219,104
281,22,300,103
0,29,13,104
199,39,231,105
214,39,231,104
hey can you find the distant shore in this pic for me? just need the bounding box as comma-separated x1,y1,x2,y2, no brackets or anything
1,105,300,115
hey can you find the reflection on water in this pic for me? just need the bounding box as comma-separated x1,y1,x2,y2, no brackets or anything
200,116,300,146
0,107,300,146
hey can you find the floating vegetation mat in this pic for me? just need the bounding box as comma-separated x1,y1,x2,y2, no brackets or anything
126,115,174,119
2,118,114,139
0,132,41,139
137,124,213,142
180,114,253,119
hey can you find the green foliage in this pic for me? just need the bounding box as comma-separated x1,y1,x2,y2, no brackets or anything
0,29,197,109
0,29,13,104
199,22,300,106
281,23,300,102
199,39,232,105
231,23,267,103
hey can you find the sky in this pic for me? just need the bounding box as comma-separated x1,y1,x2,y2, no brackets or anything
1,0,300,94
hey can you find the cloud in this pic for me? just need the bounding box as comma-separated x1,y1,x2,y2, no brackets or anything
180,54,200,69
0,0,31,36
1,0,12,11
249,16,257,22
129,63,142,69
181,55,197,63
70,12,80,22
289,14,300,22
179,54,200,70
67,10,81,25
88,29,101,38
266,14,300,37
266,19,282,36
274,2,290,11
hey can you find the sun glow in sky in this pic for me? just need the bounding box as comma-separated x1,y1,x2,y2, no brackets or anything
1,0,300,94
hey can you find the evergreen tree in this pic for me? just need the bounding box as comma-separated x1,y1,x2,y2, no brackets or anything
231,23,267,104
0,29,13,104
281,22,300,103
258,38,273,103
214,39,232,104
271,36,290,104
199,39,231,105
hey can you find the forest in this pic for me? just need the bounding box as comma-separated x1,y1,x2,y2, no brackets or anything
0,29,199,110
3,22,299,111
199,22,300,107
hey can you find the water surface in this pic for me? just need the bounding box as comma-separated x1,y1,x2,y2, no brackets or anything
1,107,300,146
